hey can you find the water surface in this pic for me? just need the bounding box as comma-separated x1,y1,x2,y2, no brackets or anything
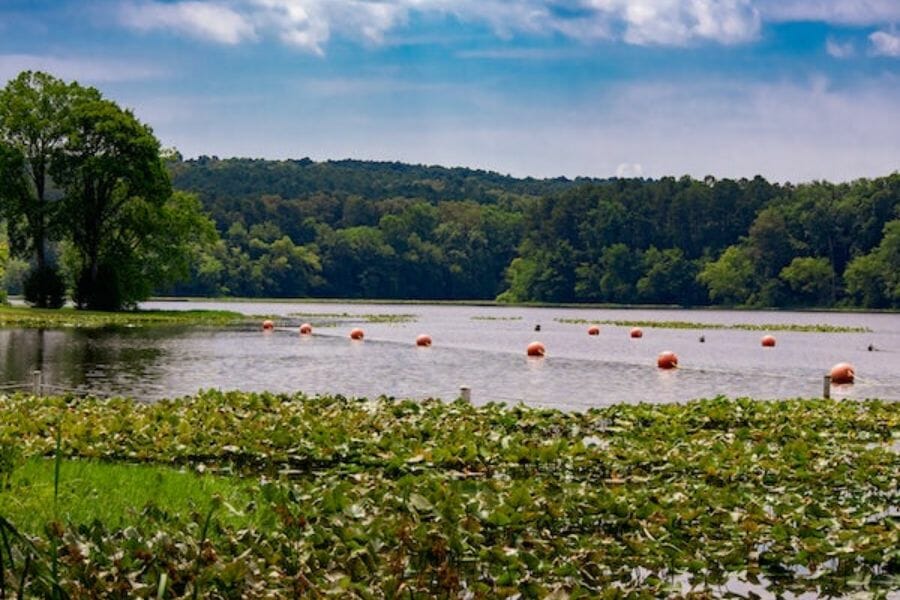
2,301,897,410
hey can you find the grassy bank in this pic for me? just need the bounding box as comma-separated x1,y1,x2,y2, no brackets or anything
0,392,897,597
0,305,246,329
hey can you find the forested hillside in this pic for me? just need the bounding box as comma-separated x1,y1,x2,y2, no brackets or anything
167,157,900,308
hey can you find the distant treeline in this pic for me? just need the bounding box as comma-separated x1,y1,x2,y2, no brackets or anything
167,157,900,308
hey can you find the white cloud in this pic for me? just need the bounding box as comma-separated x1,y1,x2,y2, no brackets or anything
598,0,760,46
0,54,166,84
826,37,855,58
616,163,644,178
119,1,256,45
113,0,765,53
757,1,900,26
109,1,900,56
869,30,900,57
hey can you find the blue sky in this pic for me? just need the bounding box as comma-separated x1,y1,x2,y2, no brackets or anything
1,1,899,181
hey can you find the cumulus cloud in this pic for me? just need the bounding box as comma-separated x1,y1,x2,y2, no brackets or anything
112,1,900,55
115,0,764,53
757,0,900,26
119,1,256,45
826,37,855,58
616,163,644,178
869,30,900,57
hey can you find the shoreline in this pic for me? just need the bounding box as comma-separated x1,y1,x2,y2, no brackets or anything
145,295,900,315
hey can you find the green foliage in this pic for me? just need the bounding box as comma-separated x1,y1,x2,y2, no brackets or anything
697,245,757,305
22,265,65,309
0,72,100,307
0,240,8,304
0,440,21,490
779,256,835,306
0,305,244,328
0,71,217,311
844,219,900,308
0,392,896,597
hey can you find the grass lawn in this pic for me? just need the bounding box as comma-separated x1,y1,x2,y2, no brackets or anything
0,458,270,535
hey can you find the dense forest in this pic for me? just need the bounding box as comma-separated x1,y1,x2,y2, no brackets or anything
160,157,899,308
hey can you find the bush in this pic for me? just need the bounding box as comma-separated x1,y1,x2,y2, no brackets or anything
23,265,66,308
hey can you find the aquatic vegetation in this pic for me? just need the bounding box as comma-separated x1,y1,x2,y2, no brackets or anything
470,315,523,320
0,392,896,597
0,306,246,329
555,317,872,333
289,311,417,324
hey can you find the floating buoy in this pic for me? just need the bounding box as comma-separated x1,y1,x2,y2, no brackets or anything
588,325,600,336
657,351,678,369
830,362,855,385
630,327,643,339
416,334,432,347
262,320,275,330
527,341,546,357
350,328,365,340
299,323,313,335
761,335,776,347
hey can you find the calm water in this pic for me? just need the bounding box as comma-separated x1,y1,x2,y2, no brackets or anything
1,301,898,410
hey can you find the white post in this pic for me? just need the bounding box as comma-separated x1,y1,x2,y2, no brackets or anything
823,375,831,399
459,386,471,402
32,370,42,397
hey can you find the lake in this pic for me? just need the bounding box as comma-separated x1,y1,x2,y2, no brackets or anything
2,301,898,410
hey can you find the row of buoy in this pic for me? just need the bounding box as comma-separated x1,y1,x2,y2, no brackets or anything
264,320,857,383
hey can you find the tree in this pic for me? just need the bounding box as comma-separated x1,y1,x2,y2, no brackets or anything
0,71,98,307
697,245,756,305
779,257,834,306
636,247,700,305
51,94,177,309
844,220,900,308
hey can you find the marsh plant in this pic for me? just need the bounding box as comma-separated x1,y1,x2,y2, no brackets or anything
0,392,896,597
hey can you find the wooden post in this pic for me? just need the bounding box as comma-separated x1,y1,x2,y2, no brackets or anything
459,386,471,402
32,370,42,397
823,375,831,399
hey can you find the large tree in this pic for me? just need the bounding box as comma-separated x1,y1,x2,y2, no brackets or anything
53,96,205,310
1,70,217,310
0,71,98,306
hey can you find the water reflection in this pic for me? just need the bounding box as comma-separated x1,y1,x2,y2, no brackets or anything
0,327,171,394
0,301,898,408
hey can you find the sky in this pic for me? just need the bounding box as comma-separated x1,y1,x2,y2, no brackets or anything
1,0,899,182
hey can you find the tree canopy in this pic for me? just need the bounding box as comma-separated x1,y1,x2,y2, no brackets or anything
165,158,899,309
0,71,214,310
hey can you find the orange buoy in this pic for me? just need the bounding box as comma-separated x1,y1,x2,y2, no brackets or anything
416,334,432,347
350,328,365,340
299,323,313,335
761,335,776,347
527,341,546,357
830,362,855,385
588,325,600,336
630,327,643,339
657,351,678,369
262,319,275,330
